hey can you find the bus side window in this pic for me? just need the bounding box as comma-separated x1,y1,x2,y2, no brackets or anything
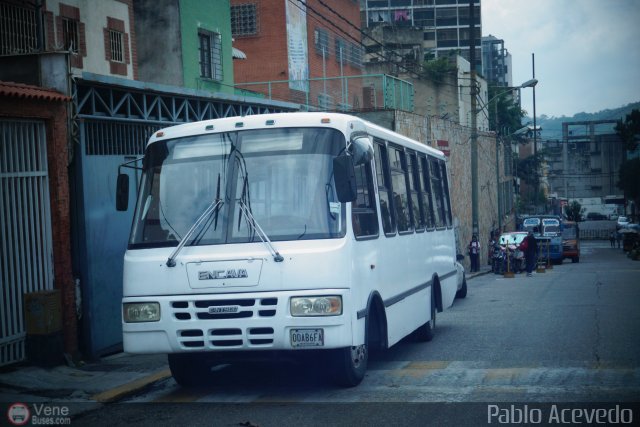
429,157,445,228
419,156,436,229
408,153,425,231
352,159,379,239
374,141,396,235
389,146,413,234
439,159,452,227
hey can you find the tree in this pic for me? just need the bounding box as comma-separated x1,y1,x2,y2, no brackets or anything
516,150,546,185
615,109,640,152
488,87,526,134
618,157,640,218
564,201,584,222
422,57,456,86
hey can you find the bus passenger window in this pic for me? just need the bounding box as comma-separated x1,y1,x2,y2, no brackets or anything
408,153,424,231
352,161,379,238
375,142,396,235
389,147,412,233
419,156,436,229
439,159,452,226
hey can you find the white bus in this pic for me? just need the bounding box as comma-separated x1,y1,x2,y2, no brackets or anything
116,112,460,387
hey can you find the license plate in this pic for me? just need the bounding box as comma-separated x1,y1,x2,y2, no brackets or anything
290,328,324,348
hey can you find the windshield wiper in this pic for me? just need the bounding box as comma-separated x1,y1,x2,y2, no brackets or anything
237,199,284,263
166,199,224,267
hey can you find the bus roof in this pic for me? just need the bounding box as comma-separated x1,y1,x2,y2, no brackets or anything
145,112,446,160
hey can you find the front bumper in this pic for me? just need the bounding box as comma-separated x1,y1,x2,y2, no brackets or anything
122,289,354,354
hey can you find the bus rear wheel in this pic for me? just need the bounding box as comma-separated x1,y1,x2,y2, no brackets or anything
414,286,436,342
331,343,368,387
168,353,212,386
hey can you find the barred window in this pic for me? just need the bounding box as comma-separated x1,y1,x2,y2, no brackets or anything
349,42,363,68
0,2,37,55
62,17,79,52
314,27,329,56
109,30,124,63
231,3,258,37
199,30,223,81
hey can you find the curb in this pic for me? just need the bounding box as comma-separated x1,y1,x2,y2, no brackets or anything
91,368,171,403
467,269,492,280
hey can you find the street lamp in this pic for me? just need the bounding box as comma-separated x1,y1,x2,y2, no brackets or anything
475,79,538,234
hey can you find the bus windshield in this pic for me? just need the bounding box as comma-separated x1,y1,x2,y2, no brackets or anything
542,218,560,235
129,127,346,248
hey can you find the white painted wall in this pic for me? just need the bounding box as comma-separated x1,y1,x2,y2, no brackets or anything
47,0,133,79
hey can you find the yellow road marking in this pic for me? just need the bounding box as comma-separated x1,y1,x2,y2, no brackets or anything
92,368,171,403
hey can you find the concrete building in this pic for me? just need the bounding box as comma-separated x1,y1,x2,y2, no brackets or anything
481,35,512,87
545,120,626,200
360,0,482,71
134,0,235,94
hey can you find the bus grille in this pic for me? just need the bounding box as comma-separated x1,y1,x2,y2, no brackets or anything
170,298,278,349
176,327,275,349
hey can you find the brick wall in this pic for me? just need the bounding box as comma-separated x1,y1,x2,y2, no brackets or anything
233,0,363,108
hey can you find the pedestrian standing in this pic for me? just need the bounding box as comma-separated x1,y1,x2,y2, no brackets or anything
468,235,480,273
519,230,538,277
616,231,622,248
609,232,616,248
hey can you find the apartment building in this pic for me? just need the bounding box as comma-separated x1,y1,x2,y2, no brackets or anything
360,0,482,71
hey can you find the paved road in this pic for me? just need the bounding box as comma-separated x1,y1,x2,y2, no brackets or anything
74,241,640,425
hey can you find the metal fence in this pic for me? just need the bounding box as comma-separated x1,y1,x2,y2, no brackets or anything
235,74,414,113
580,228,616,240
0,120,53,366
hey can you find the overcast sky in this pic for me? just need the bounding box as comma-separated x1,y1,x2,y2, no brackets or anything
482,0,640,118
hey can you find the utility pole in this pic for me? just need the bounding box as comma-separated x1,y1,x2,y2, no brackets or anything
532,53,538,213
470,2,478,236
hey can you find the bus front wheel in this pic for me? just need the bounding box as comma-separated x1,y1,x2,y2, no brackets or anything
331,343,368,387
168,353,212,386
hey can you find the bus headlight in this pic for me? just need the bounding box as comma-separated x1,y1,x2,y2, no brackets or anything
123,302,160,322
290,296,342,316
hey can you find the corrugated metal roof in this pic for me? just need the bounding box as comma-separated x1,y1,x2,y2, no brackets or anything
0,81,70,102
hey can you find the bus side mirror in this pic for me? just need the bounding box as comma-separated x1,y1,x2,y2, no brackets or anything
349,136,374,165
333,154,357,203
116,173,130,211
456,253,465,261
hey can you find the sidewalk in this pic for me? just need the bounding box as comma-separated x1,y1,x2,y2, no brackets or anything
0,352,170,409
467,264,492,279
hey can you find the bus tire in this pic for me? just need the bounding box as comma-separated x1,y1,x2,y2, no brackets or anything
168,353,211,387
331,343,368,387
455,276,467,299
414,285,436,342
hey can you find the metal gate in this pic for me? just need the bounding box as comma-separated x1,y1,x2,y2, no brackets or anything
0,120,54,366
75,119,158,356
